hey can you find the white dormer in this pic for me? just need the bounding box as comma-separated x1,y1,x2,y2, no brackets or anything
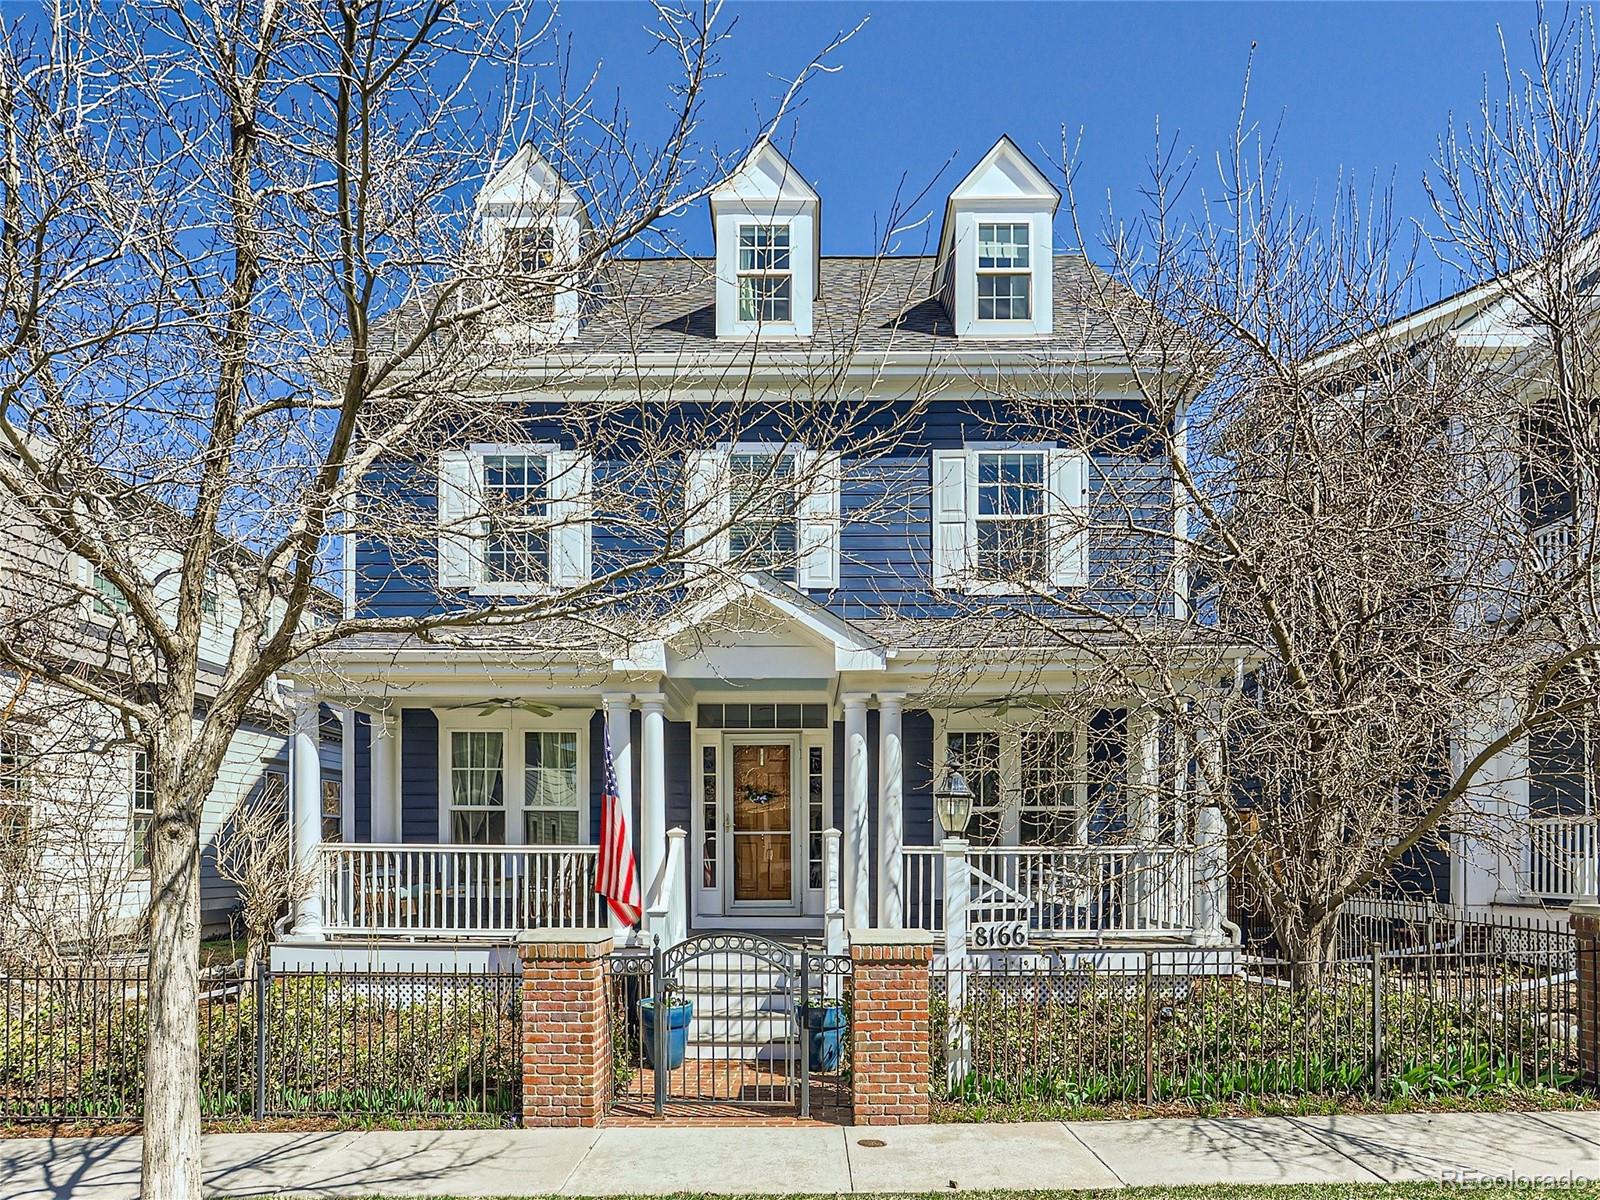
710,141,820,339
474,144,591,338
933,136,1060,338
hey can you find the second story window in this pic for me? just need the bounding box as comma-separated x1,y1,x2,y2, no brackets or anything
932,444,1089,593
438,446,591,594
729,451,800,581
975,451,1048,582
482,453,550,586
132,749,155,871
93,569,131,618
737,223,792,323
976,222,1031,320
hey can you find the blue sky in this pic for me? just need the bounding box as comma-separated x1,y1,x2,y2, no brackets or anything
552,1,1538,300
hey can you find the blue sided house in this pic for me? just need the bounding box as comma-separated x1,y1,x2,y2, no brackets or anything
274,135,1232,972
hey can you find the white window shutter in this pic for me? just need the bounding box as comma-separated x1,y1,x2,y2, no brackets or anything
795,449,840,590
437,449,481,588
547,450,592,590
931,448,970,588
1048,449,1090,588
682,448,730,581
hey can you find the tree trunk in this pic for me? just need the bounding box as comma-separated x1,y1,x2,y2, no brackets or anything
1279,909,1340,991
141,771,204,1199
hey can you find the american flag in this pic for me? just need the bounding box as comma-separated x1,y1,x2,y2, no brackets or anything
595,723,641,926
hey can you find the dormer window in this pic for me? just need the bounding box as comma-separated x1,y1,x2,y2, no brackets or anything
710,142,819,338
932,136,1061,337
505,226,553,274
976,223,1032,321
737,224,793,324
501,226,555,321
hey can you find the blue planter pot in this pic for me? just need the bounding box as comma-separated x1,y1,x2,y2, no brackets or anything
639,998,693,1071
795,1002,847,1072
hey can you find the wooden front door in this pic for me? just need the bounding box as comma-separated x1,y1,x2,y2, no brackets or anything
729,740,795,906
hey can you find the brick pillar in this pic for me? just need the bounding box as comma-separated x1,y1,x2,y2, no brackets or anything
849,928,935,1125
518,928,613,1127
1572,902,1600,1087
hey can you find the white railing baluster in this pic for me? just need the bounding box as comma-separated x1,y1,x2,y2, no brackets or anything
898,843,1205,941
314,843,605,939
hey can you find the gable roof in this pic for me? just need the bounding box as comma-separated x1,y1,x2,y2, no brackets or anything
1307,232,1600,374
933,135,1062,289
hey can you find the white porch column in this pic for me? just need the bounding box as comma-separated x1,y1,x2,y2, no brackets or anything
877,694,905,928
602,693,636,938
288,690,325,942
369,709,399,843
843,694,872,929
639,693,669,926
1130,708,1162,929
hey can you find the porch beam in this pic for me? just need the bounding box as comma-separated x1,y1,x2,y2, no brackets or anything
844,693,872,929
877,693,905,928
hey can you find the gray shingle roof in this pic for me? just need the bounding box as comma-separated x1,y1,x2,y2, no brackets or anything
374,254,1178,367
557,254,1159,359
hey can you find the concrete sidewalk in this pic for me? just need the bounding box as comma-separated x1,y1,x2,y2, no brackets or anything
5,1110,1600,1198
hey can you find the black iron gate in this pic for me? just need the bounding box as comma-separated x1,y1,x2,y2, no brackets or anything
607,933,851,1120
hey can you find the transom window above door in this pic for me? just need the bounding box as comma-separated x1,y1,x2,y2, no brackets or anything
445,722,587,846
736,223,793,323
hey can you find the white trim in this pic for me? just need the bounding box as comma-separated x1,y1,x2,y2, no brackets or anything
434,707,592,846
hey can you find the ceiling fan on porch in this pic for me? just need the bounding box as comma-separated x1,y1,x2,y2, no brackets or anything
440,698,558,718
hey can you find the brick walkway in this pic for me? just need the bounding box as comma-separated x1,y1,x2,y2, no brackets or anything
609,1057,852,1126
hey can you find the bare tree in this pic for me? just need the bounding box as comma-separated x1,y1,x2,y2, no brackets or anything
928,20,1600,983
211,777,310,979
0,2,903,1193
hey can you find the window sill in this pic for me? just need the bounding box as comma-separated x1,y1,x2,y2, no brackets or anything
468,583,562,598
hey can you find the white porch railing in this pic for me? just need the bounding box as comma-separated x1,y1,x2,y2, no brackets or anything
902,843,1201,939
318,844,606,939
1527,815,1599,900
1534,515,1576,572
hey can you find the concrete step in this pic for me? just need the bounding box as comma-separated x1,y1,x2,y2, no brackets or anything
677,990,795,1019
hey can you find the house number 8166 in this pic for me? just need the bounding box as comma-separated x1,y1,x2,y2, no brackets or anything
970,921,1029,950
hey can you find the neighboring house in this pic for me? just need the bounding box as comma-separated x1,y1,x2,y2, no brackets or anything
275,135,1228,968
1314,261,1598,921
0,459,343,951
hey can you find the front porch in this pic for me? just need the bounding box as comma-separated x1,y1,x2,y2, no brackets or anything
275,577,1235,966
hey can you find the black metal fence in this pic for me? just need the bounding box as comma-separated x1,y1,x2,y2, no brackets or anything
933,905,1579,1113
0,965,521,1122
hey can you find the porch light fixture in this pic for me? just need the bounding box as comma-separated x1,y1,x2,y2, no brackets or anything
935,771,974,837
